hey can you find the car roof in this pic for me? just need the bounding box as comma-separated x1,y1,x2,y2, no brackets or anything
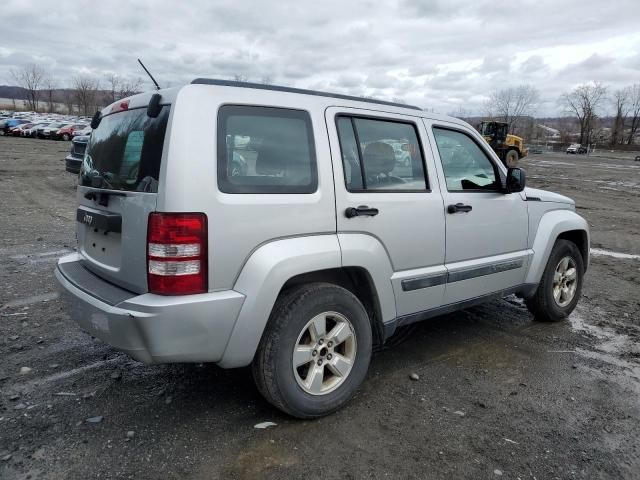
101,78,468,128
191,78,422,111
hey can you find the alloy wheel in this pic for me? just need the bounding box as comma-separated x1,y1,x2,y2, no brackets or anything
292,311,357,395
553,256,578,307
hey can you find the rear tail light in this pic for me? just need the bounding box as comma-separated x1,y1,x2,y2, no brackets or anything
147,212,207,295
110,99,129,114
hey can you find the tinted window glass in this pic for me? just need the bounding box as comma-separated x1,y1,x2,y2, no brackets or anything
217,106,317,194
337,116,427,191
80,106,170,192
432,128,498,191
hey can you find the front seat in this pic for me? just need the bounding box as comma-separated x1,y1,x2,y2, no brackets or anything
362,142,402,187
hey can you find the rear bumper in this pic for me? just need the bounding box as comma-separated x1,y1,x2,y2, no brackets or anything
55,253,245,364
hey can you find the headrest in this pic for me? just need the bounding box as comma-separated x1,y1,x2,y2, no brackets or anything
363,142,396,176
256,142,287,175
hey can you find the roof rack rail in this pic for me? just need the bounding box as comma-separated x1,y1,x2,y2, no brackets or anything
190,78,422,111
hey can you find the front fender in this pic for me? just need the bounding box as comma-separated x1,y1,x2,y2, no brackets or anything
525,209,589,285
218,235,341,368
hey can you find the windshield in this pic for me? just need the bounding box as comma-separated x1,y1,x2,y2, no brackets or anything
79,106,170,192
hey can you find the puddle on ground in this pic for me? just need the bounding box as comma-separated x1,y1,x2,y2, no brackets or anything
590,248,640,260
569,310,640,382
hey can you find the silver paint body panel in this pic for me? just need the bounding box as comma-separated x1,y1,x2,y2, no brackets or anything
56,82,589,368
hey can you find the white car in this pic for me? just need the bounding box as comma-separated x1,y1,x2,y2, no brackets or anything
566,143,586,154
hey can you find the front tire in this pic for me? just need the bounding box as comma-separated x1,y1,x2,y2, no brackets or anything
62,133,70,141
505,149,519,167
526,239,584,322
252,283,372,418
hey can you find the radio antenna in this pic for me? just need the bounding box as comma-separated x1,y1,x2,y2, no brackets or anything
137,58,160,90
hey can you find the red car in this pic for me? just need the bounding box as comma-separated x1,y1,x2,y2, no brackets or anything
10,123,33,136
52,123,87,141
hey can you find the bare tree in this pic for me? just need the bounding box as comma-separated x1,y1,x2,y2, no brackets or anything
63,89,75,115
10,63,46,111
560,82,607,146
43,77,57,113
105,73,120,104
233,73,249,82
627,84,640,145
485,85,539,135
610,88,630,146
449,105,472,122
119,77,142,99
73,76,100,116
259,75,273,85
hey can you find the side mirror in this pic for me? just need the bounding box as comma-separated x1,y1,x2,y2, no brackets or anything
506,167,526,193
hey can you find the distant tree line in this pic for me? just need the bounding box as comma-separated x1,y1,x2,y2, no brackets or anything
7,63,640,146
7,63,142,116
470,81,640,146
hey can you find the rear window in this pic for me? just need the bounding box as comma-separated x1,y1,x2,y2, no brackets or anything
217,105,317,194
80,106,170,192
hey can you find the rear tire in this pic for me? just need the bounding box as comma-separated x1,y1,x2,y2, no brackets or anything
505,149,519,168
526,240,584,322
62,133,70,141
252,283,372,418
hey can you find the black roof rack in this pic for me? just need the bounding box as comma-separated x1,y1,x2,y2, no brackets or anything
191,78,422,111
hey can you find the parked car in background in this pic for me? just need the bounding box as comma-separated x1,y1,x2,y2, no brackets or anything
2,118,30,135
72,125,92,137
23,123,48,137
10,123,33,136
38,122,67,139
65,135,89,173
53,123,87,141
566,144,586,154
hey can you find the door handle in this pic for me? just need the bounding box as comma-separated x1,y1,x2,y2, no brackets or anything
447,203,473,214
345,205,379,218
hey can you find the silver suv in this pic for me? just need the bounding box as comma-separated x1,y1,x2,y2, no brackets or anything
56,79,589,418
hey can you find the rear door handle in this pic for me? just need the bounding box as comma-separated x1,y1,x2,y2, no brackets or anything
447,203,473,214
345,205,379,218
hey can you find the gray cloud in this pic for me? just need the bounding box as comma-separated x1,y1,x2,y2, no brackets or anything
1,0,639,115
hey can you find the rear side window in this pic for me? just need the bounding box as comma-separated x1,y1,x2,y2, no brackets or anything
80,106,170,192
336,116,428,191
217,105,317,194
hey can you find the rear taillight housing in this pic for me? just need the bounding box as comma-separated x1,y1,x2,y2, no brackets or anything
147,212,208,295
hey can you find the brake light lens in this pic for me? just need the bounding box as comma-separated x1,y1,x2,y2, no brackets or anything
109,99,129,114
147,212,207,295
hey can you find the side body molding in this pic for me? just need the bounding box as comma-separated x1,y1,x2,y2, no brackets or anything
525,209,589,286
218,235,341,368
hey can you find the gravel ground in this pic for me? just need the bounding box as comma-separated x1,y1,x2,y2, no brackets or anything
1,137,639,479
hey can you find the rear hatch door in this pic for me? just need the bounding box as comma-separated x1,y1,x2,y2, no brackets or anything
76,103,171,293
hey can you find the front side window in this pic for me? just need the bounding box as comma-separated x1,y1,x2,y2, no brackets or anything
217,106,317,194
337,116,428,191
432,127,498,192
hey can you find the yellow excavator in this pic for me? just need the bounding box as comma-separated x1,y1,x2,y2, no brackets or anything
478,121,527,167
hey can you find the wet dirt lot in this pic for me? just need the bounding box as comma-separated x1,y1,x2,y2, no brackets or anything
1,136,639,479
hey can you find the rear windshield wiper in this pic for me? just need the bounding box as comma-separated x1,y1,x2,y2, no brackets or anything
83,183,127,206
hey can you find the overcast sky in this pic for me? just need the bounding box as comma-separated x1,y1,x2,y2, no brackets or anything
1,0,639,116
